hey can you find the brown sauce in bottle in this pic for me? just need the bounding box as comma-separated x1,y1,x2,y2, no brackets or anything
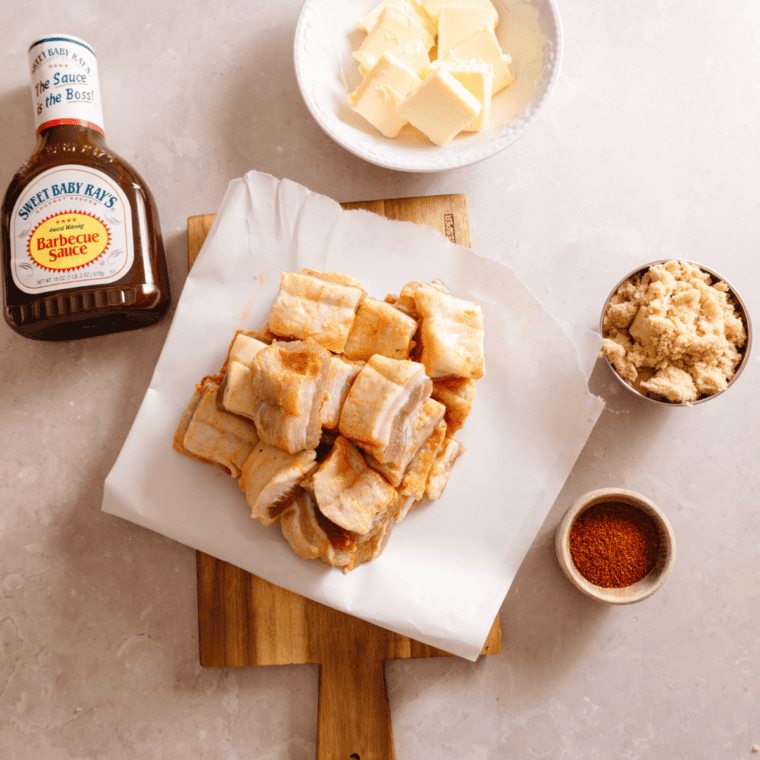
1,34,170,341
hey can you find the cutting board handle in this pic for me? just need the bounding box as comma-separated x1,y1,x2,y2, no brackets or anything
317,647,396,760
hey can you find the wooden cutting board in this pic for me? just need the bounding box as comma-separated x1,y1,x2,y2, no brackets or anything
188,194,501,760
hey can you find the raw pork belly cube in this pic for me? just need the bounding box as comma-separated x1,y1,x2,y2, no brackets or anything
416,285,485,379
364,397,446,486
425,436,466,499
320,355,365,429
398,418,447,499
239,443,318,526
251,341,331,453
339,354,432,463
431,375,476,433
280,491,332,560
221,332,268,419
310,436,398,536
343,297,418,361
268,270,366,353
183,381,260,478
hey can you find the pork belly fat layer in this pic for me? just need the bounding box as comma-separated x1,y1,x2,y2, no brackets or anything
399,418,447,499
280,491,332,559
222,362,257,420
426,437,466,500
311,436,397,535
431,376,476,433
221,333,268,419
240,443,318,526
183,382,260,478
320,356,365,429
365,397,446,486
338,355,431,463
229,332,269,366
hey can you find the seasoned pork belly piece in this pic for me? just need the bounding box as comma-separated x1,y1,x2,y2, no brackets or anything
229,331,270,366
426,436,466,499
239,443,318,526
250,320,277,344
394,494,420,523
310,435,398,535
430,376,476,433
282,488,399,571
254,340,330,416
251,341,331,454
221,332,269,419
398,418,447,499
339,354,432,464
295,473,360,568
416,285,485,379
268,270,366,353
179,381,260,478
174,386,210,464
343,297,418,361
300,269,363,289
320,355,365,429
313,506,358,569
365,397,446,486
389,279,451,318
343,508,397,572
280,491,332,559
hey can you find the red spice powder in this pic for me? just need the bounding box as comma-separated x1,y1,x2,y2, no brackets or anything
569,502,660,588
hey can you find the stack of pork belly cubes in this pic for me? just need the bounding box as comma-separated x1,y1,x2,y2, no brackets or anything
174,269,486,572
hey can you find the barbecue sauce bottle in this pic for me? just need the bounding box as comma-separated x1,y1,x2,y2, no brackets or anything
1,34,171,340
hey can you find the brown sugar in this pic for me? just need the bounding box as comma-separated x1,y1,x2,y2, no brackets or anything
601,260,747,403
569,502,660,588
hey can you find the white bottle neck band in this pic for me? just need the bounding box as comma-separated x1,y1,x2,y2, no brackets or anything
28,34,105,136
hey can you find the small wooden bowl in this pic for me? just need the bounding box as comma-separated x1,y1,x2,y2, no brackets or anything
555,488,676,604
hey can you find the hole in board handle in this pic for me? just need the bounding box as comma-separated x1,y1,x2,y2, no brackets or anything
349,755,360,760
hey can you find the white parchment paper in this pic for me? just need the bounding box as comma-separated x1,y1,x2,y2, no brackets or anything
102,170,604,661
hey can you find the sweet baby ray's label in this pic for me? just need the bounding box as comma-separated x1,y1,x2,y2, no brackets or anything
10,166,134,294
29,34,105,135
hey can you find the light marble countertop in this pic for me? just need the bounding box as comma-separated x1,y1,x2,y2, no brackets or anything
2,2,759,758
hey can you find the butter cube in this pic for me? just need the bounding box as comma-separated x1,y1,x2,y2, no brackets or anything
357,0,436,38
349,54,422,138
390,38,431,75
437,6,498,58
420,0,498,23
446,27,513,95
397,68,481,145
360,38,430,79
427,58,494,131
353,6,435,77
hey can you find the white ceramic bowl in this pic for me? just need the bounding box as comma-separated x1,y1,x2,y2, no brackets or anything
555,488,676,604
294,0,563,172
599,260,753,407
